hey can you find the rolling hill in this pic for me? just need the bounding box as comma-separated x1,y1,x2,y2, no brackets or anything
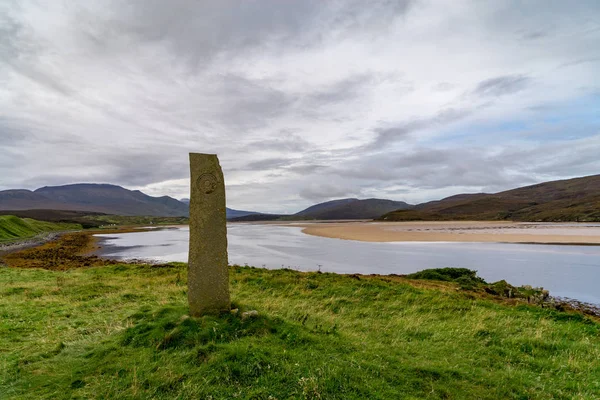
0,184,258,219
34,184,189,216
381,174,600,222
294,198,413,220
230,198,414,221
0,190,81,211
0,215,81,242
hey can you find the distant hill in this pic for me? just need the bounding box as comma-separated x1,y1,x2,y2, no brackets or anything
0,184,257,219
294,198,359,217
0,189,82,211
228,198,414,222
381,174,600,222
32,184,190,216
229,213,288,222
293,198,413,220
225,208,260,219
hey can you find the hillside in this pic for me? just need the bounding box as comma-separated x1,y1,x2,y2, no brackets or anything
228,198,414,222
294,198,413,220
0,189,82,211
294,198,359,217
34,184,190,217
229,213,287,222
0,184,258,219
0,215,81,242
381,174,600,222
225,208,260,219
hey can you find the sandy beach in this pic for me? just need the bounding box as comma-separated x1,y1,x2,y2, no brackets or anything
282,221,600,244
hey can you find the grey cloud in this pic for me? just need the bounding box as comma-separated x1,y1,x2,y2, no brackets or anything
14,148,190,190
245,158,292,171
324,146,547,197
518,30,549,40
306,74,374,105
0,3,25,61
211,74,298,130
432,82,455,92
299,182,358,202
103,153,189,187
7,63,74,96
244,134,313,153
559,57,600,68
474,75,532,97
0,119,29,146
368,107,473,150
107,0,414,67
1,1,599,211
287,164,328,175
119,0,320,58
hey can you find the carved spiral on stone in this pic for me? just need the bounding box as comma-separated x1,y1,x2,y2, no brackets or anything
197,173,218,194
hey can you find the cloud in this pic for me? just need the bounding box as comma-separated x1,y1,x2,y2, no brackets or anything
0,0,599,213
245,158,292,171
299,182,358,202
367,107,474,150
473,75,532,97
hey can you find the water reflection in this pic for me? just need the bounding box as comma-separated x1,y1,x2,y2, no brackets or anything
96,224,600,304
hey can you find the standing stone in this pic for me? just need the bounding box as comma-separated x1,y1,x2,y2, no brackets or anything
188,153,230,316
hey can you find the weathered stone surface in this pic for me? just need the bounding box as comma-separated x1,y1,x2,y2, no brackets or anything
188,153,230,316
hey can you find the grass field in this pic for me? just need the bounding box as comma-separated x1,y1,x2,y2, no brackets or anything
1,263,599,399
0,215,81,242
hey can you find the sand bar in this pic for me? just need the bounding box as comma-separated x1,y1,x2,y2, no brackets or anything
280,221,600,244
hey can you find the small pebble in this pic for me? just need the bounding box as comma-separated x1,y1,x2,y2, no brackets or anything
241,310,258,320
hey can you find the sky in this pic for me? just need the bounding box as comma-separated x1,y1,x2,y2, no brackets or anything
1,0,599,214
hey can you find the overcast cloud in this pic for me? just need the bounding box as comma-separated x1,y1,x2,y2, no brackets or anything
1,0,599,213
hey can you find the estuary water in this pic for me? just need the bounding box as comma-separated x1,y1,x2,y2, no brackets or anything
96,224,600,305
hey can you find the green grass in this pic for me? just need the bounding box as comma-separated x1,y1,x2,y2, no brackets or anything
0,215,81,242
84,215,189,227
1,264,599,399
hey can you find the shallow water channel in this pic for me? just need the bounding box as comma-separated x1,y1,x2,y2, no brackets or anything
96,224,600,305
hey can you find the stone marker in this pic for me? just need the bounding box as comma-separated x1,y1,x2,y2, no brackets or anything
188,153,230,316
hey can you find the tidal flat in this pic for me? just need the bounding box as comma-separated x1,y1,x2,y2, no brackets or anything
290,221,600,244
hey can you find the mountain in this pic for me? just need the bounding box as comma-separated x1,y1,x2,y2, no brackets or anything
0,183,260,219
225,208,259,219
294,198,359,217
0,189,84,211
294,198,413,220
228,213,288,222
31,184,190,217
381,174,600,222
179,197,256,219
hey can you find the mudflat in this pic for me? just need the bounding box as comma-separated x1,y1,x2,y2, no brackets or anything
285,221,600,244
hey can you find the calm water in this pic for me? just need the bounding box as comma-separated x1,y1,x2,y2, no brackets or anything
96,224,600,304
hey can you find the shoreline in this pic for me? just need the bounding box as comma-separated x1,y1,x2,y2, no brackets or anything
0,232,65,257
3,228,600,317
281,221,600,245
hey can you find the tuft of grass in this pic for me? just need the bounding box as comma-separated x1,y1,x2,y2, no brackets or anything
0,215,81,242
1,264,599,399
407,268,554,302
406,267,485,285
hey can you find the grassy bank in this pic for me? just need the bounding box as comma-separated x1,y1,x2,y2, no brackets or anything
1,263,599,399
0,215,81,242
85,215,189,227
